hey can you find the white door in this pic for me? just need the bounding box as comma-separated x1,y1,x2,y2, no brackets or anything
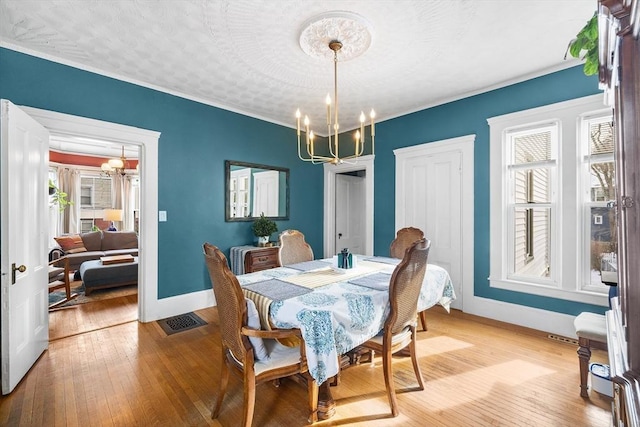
395,135,475,311
1,100,50,394
253,170,279,217
335,173,365,254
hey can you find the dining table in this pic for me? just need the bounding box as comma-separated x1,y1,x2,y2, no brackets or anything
236,254,456,419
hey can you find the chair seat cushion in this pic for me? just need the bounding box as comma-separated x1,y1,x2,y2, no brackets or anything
574,312,607,342
366,326,412,346
254,340,302,376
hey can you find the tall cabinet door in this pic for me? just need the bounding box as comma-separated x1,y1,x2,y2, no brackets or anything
600,0,640,423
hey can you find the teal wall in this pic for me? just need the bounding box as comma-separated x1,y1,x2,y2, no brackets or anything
0,47,606,314
0,47,323,299
372,66,605,316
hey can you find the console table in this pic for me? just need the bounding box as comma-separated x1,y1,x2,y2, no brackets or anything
230,245,279,275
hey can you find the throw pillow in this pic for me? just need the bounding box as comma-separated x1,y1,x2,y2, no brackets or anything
54,235,87,254
80,230,102,251
245,298,269,361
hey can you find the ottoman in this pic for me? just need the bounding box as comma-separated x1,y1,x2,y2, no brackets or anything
79,256,138,295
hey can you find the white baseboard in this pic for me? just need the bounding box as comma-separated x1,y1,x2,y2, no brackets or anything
464,295,577,339
142,289,216,323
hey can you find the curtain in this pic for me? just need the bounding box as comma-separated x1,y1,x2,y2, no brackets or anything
112,174,124,210
111,174,133,231
123,176,134,231
57,168,80,234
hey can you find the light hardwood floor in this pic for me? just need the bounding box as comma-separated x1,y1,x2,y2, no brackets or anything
1,298,612,426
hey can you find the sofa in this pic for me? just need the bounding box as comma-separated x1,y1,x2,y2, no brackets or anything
52,230,139,272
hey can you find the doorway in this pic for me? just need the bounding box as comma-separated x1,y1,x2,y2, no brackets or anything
22,106,160,323
335,171,366,254
48,141,141,339
1,101,159,393
323,155,374,258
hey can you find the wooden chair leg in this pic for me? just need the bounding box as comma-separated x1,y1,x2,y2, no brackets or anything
243,373,256,427
212,353,230,419
382,349,399,417
577,337,592,398
62,257,78,302
418,310,428,331
409,329,425,390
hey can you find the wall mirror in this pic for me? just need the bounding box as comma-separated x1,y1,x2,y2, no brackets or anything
225,160,290,221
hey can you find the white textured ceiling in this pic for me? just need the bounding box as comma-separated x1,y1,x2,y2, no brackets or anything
0,0,595,139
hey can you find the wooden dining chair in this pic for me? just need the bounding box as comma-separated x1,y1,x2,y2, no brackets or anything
361,238,431,417
389,227,429,331
202,243,318,426
48,256,78,309
389,227,424,259
277,229,314,266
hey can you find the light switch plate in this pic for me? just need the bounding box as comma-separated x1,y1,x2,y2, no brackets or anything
159,211,167,222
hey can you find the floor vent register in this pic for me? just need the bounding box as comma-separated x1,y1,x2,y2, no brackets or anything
157,312,207,335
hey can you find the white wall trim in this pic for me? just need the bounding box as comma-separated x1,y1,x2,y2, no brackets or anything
323,155,374,258
463,296,578,339
20,106,163,323
153,289,216,321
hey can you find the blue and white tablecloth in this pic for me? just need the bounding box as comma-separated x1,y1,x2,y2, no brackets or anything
236,256,455,385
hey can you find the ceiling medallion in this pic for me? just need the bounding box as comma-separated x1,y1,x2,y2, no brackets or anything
298,11,373,61
295,11,375,165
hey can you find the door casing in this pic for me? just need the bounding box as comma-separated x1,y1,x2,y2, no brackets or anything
323,155,374,258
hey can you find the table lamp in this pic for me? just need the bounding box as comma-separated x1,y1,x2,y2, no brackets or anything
103,209,123,231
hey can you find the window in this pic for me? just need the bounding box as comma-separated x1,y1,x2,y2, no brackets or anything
581,116,616,292
507,125,555,282
79,175,112,232
488,95,612,305
229,168,251,218
80,176,112,209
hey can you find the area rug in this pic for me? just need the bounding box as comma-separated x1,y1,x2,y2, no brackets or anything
49,281,137,308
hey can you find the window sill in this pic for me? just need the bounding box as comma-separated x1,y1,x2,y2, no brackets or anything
489,277,609,306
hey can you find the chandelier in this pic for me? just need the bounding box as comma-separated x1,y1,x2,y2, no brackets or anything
295,13,375,165
101,146,130,176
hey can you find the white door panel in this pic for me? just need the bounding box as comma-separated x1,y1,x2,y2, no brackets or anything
402,152,461,270
396,136,474,312
253,170,279,217
335,174,365,255
1,99,50,394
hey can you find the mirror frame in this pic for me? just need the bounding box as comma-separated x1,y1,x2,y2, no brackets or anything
225,160,290,222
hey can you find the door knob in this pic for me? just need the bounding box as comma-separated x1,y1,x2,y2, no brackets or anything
338,233,342,239
12,263,26,285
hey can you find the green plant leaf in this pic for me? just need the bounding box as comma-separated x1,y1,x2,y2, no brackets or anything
584,49,599,75
567,12,599,76
569,40,583,58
